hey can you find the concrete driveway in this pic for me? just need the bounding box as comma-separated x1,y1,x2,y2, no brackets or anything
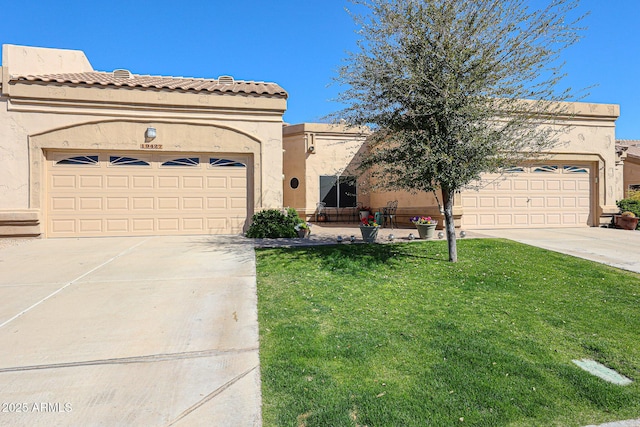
475,227,640,273
0,235,260,426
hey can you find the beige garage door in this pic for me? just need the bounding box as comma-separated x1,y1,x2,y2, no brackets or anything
46,152,248,237
461,164,592,229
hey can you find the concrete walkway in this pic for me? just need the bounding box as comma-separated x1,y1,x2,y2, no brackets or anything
0,235,260,426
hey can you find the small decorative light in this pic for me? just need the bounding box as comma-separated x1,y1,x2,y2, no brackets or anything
460,231,466,238
145,127,157,141
438,231,444,239
408,233,415,240
337,235,343,243
350,235,356,243
388,234,395,241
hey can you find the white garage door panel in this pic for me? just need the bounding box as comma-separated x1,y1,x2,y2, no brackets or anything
462,164,591,229
46,152,248,237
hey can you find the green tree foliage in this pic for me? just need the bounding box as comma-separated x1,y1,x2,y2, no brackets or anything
334,0,585,261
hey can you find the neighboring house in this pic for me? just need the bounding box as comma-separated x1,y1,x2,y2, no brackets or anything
0,44,287,238
0,44,630,238
617,140,640,197
285,104,625,229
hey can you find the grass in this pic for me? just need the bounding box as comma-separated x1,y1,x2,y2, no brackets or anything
256,239,640,427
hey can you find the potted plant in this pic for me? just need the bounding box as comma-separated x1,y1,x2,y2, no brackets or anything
359,214,380,242
411,216,438,239
615,196,640,230
359,206,372,220
615,211,639,230
294,221,311,238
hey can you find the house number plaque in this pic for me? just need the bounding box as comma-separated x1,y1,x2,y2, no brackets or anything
140,143,163,149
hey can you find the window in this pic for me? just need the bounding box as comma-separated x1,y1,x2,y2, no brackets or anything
56,155,99,165
563,165,589,174
532,165,558,173
504,166,525,173
319,176,357,208
162,157,199,167
210,158,245,167
290,177,300,189
109,156,150,166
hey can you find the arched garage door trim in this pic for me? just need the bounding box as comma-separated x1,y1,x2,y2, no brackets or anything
30,120,261,237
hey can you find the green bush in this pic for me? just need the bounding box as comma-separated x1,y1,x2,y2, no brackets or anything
246,209,299,238
617,198,640,229
286,207,300,219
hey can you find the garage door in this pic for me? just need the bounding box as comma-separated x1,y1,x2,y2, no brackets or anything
46,152,248,237
461,164,592,229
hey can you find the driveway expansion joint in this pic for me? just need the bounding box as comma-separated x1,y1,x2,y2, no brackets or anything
0,347,259,373
165,365,259,427
0,237,151,329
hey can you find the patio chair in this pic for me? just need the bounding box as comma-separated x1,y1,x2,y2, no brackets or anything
380,200,398,229
316,202,328,222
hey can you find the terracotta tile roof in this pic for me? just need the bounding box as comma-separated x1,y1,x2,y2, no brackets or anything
617,140,640,159
11,71,288,98
617,139,640,145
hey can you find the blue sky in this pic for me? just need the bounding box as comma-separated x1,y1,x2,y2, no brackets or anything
1,0,638,139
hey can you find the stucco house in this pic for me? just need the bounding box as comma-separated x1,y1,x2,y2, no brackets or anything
0,44,632,238
284,107,625,230
0,44,287,238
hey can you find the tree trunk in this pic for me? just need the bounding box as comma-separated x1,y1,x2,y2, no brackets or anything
441,187,458,262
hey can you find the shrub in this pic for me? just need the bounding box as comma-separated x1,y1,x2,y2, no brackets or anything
286,207,300,219
246,209,299,238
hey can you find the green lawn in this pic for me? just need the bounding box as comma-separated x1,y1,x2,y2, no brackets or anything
256,239,640,427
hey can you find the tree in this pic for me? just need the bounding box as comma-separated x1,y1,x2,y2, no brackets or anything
333,0,585,261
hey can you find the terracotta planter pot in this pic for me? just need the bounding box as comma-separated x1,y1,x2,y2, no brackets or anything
614,215,639,230
359,225,379,243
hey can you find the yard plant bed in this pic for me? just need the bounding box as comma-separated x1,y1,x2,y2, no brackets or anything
256,239,640,426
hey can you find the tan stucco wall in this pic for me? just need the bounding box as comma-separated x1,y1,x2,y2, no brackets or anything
282,125,307,209
283,123,367,219
0,45,286,236
2,44,94,77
